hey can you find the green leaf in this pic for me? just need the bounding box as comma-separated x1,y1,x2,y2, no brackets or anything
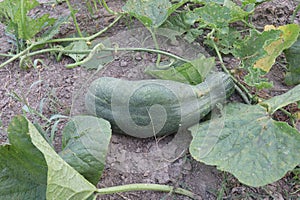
194,3,232,32
40,16,70,42
145,55,215,84
223,0,252,21
0,116,47,199
122,0,172,27
204,27,242,54
244,67,273,89
189,103,300,187
66,41,89,62
262,84,300,114
59,116,111,185
284,35,300,85
193,2,250,33
162,12,203,43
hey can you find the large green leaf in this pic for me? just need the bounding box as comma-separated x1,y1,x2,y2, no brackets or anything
189,102,300,187
0,116,47,199
193,2,250,33
60,116,111,185
189,85,300,187
1,116,98,199
122,0,186,28
28,117,97,199
123,0,172,27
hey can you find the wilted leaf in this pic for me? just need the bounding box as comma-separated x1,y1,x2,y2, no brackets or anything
60,116,111,185
145,55,215,84
66,41,89,62
189,102,300,187
254,24,300,72
81,38,114,70
232,29,281,69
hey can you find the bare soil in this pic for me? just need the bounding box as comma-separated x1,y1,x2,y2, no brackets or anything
0,0,299,199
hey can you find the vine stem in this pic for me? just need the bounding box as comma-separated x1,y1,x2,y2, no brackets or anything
211,40,253,104
147,27,162,67
291,3,300,23
66,0,83,37
101,0,118,15
15,46,190,68
95,183,200,199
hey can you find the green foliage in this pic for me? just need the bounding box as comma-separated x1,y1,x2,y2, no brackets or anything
193,2,250,33
161,12,203,43
123,0,174,28
0,116,47,199
244,67,273,89
0,0,55,40
284,36,300,85
189,84,300,187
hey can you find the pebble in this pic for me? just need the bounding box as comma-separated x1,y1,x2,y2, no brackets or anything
119,60,128,67
135,53,142,61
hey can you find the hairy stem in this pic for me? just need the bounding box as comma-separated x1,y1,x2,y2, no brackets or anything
211,40,253,104
96,183,200,199
148,27,162,67
0,44,35,68
66,0,83,37
16,45,189,68
291,3,300,23
101,0,117,15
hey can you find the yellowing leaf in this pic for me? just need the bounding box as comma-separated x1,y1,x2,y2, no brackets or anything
254,24,300,72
